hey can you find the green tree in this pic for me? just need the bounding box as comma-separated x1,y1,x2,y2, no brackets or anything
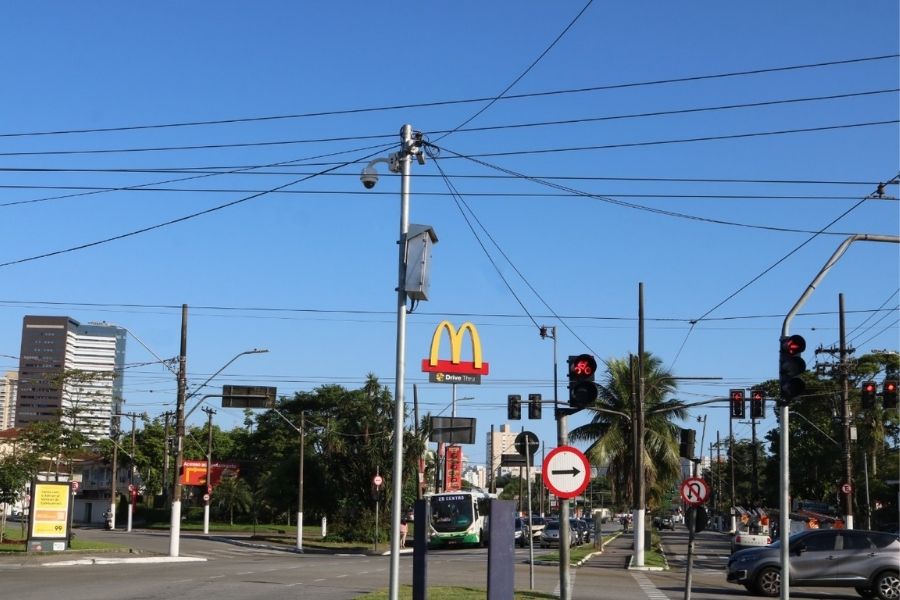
569,353,685,511
214,473,252,525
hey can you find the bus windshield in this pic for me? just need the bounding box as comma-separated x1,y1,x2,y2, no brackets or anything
431,494,475,533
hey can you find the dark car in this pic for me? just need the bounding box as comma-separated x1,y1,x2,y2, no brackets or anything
655,516,675,530
726,528,900,599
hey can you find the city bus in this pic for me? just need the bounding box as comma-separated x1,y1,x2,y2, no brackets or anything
428,490,493,548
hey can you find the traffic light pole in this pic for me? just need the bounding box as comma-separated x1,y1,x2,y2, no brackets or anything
779,233,898,600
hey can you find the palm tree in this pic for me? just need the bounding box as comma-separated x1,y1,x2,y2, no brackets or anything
215,473,252,525
569,352,686,511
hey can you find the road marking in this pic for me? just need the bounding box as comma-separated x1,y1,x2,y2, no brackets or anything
236,571,255,575
632,572,671,600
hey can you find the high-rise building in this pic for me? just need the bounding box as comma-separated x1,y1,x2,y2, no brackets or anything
15,316,125,441
0,371,18,430
487,423,520,487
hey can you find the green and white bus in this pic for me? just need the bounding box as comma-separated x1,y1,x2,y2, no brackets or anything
428,491,493,548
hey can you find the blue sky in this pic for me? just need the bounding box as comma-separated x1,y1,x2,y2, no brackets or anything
1,2,898,470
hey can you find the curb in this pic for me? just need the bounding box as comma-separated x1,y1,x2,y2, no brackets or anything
43,556,207,567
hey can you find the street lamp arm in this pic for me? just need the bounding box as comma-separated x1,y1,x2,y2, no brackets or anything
184,394,221,421
270,407,302,434
185,348,268,406
788,410,840,447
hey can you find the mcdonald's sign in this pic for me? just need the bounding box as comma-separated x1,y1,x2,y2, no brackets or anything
421,321,489,379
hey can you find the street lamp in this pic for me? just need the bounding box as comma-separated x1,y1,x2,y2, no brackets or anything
169,347,268,557
361,124,427,600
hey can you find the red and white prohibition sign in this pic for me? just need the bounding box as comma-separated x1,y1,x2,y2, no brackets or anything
680,477,710,506
542,445,591,499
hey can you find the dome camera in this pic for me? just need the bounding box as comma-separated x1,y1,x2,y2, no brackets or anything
360,166,378,189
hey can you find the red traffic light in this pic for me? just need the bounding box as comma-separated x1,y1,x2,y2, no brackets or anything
569,354,597,378
887,381,898,394
751,389,764,402
781,334,806,356
863,382,877,394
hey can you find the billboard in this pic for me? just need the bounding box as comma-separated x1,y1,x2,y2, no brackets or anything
180,460,240,487
28,481,71,552
444,445,463,492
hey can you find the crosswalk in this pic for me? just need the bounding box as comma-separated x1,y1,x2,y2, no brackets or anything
182,544,300,560
665,553,729,576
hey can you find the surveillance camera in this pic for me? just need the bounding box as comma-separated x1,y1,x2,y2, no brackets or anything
360,166,378,189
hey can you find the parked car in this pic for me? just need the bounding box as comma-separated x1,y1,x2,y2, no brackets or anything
540,520,575,548
726,528,900,599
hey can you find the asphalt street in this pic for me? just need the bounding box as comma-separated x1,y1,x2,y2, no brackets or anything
0,523,871,599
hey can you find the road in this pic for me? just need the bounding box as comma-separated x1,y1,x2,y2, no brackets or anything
0,523,870,599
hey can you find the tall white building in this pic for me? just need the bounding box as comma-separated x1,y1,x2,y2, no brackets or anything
15,316,125,441
0,371,18,430
487,423,521,486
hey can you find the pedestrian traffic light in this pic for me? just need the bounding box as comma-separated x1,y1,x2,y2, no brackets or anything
884,379,898,410
779,334,807,402
528,393,542,419
679,428,695,459
507,394,521,420
730,389,746,419
861,381,878,410
567,354,598,408
750,389,765,419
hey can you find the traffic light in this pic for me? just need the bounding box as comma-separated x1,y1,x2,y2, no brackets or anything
528,393,542,419
567,354,598,408
507,394,521,420
750,389,765,419
779,334,807,403
861,381,878,410
884,379,899,410
730,389,746,419
679,428,695,459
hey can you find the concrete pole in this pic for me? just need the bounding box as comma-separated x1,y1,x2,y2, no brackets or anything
127,415,136,532
839,294,854,529
169,304,188,557
202,406,215,535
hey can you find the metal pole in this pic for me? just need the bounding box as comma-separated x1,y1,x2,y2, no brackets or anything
526,438,535,590
128,414,136,532
202,406,215,535
162,412,171,501
863,452,872,530
297,411,304,551
729,414,736,532
751,417,758,505
779,234,899,600
109,429,118,530
169,303,188,557
839,293,854,529
389,124,415,600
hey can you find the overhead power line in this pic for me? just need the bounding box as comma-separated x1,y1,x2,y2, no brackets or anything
3,89,894,157
0,54,893,138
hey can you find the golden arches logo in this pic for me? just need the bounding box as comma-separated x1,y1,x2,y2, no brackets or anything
421,320,490,375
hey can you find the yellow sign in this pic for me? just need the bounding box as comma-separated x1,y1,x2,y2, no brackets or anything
30,482,70,539
421,320,489,375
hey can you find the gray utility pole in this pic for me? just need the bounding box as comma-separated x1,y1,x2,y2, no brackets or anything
162,411,172,501
839,294,854,529
729,412,736,531
779,233,898,600
634,283,647,568
126,412,138,532
202,406,216,535
170,304,188,558
109,427,118,529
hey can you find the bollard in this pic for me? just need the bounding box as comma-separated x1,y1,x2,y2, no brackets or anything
321,516,327,538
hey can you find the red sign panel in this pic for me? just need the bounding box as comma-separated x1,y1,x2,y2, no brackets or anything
444,445,463,492
180,460,240,487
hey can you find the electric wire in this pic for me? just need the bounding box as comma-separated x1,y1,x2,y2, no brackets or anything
844,289,900,345
667,174,900,368
0,141,396,209
1,53,894,138
0,166,886,186
453,120,900,160
432,143,895,237
438,0,593,141
855,318,900,350
432,155,599,355
0,143,396,268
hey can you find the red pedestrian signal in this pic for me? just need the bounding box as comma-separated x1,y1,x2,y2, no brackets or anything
861,381,878,409
730,389,746,419
567,354,598,409
884,379,898,409
750,389,765,419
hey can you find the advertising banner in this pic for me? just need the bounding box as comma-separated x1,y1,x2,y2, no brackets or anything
444,445,463,492
28,481,71,551
180,460,240,486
